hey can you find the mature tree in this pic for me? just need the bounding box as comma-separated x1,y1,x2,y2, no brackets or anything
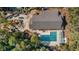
30,34,39,44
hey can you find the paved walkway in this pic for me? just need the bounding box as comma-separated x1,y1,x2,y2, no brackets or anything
23,14,33,31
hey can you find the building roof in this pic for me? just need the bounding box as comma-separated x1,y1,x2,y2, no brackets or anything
30,10,63,30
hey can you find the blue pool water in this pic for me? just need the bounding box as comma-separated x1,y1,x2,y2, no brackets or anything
39,32,57,41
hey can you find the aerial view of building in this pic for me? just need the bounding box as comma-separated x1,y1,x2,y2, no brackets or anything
29,9,67,46
0,7,79,51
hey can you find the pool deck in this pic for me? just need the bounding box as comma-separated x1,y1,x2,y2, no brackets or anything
31,30,63,46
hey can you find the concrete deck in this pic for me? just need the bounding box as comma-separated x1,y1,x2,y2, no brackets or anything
31,30,63,46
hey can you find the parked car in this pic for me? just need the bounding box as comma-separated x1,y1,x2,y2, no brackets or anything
5,15,13,19
14,14,19,17
19,17,24,20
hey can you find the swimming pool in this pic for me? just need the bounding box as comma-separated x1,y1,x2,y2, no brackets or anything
39,32,57,41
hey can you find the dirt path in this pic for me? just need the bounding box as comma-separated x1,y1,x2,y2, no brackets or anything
58,8,71,44
23,10,39,31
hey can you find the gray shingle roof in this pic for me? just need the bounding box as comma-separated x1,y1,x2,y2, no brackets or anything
29,10,63,30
